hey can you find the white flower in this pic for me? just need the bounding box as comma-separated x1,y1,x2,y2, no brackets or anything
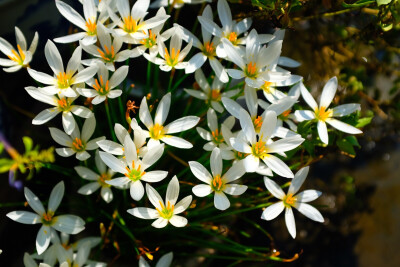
80,22,133,71
25,87,93,135
55,0,106,45
0,26,38,72
231,109,304,178
190,147,247,210
150,0,211,9
184,69,240,113
139,252,173,267
196,108,234,152
174,6,229,81
145,28,192,72
128,176,192,228
222,29,289,88
49,116,105,161
77,62,128,104
294,77,362,144
6,181,85,255
139,93,200,149
27,40,97,98
97,120,147,157
75,151,115,203
55,240,107,267
100,135,167,201
261,167,324,239
108,0,170,44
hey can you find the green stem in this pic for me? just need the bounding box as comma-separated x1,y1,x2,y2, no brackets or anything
146,61,152,95
105,101,117,141
118,97,124,123
152,65,160,99
167,69,176,93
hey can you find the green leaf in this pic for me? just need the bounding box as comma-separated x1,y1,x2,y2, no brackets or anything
346,136,361,148
342,0,375,8
356,116,373,127
377,0,392,6
0,158,15,173
23,136,33,152
302,140,315,157
337,138,356,156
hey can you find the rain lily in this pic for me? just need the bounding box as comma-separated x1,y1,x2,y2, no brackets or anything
6,181,85,255
196,108,234,152
25,87,93,135
145,28,192,72
108,0,170,44
184,69,240,113
294,78,362,144
139,252,173,267
0,26,38,72
150,0,211,9
49,116,105,161
27,40,97,98
139,93,200,149
261,167,324,239
80,22,133,71
230,109,304,178
77,62,128,104
190,147,247,210
100,135,167,201
75,151,115,203
175,6,229,82
128,176,192,228
55,240,107,267
55,0,108,45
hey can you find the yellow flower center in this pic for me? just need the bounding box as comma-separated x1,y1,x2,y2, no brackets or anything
261,81,275,94
7,44,25,65
85,18,97,36
150,124,164,140
283,194,296,207
210,89,221,101
123,16,139,33
98,173,111,187
227,32,238,44
164,48,181,67
211,129,224,144
57,72,73,89
156,200,174,219
97,45,115,63
72,138,85,152
124,161,145,181
315,106,333,122
140,29,156,48
93,75,110,95
252,139,268,159
245,62,257,78
57,98,71,112
253,116,263,133
42,211,55,225
211,174,224,192
203,41,216,57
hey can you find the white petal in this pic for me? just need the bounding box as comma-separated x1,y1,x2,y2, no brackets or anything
166,176,179,205
294,203,324,222
299,82,318,110
214,192,230,210
196,127,212,141
169,215,188,227
185,53,207,74
221,97,242,119
97,140,124,155
130,180,145,201
54,32,87,43
296,190,322,203
239,109,256,144
127,207,158,219
81,116,96,141
174,195,192,214
24,187,45,215
56,148,75,157
52,215,85,234
185,89,207,100
155,93,171,125
317,120,329,144
146,184,164,210
285,207,296,239
73,65,98,84
319,77,338,108
326,118,363,134
70,105,93,118
99,152,127,174
161,136,192,149
36,225,51,255
294,110,315,122
32,108,60,125
86,137,105,150
189,161,212,184
267,136,304,153
142,144,164,168
221,38,245,69
242,154,260,173
192,184,212,197
263,177,285,199
288,166,309,195
156,252,174,267
259,111,277,142
48,181,64,212
56,0,87,30
223,184,247,196
152,217,168,228
6,211,41,224
75,166,99,180
141,171,168,183
164,116,199,134
106,177,130,187
209,58,229,83
27,68,55,85
332,104,360,117
223,163,246,183
66,46,82,74
226,68,245,79
45,40,64,74
62,112,76,135
139,97,154,129
76,151,91,161
78,182,101,195
263,154,294,178
261,201,284,220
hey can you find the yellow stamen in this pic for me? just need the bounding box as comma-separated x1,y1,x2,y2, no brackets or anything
150,124,164,140
124,160,145,181
203,41,216,57
42,211,55,225
261,81,274,94
252,139,268,159
235,151,248,160
57,98,70,111
140,29,157,48
245,62,257,78
253,116,263,133
164,47,181,67
85,18,97,36
72,138,85,151
123,16,138,33
56,72,72,89
227,32,238,44
98,173,111,187
97,45,115,62
315,106,333,122
93,75,110,95
211,175,224,192
211,129,224,144
283,194,296,207
210,89,221,101
156,200,175,219
7,44,25,65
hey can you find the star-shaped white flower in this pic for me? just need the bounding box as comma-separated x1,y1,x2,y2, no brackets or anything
49,115,105,161
190,147,247,210
27,40,97,98
294,78,362,144
261,167,324,239
100,135,167,201
128,176,192,228
139,93,200,149
6,181,85,255
139,252,173,267
0,26,38,72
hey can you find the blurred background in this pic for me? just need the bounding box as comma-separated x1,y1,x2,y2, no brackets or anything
0,0,399,266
